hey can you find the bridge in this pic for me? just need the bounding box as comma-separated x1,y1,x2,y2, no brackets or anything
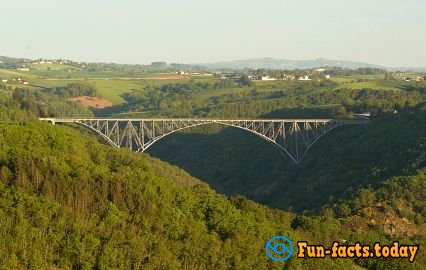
39,118,365,164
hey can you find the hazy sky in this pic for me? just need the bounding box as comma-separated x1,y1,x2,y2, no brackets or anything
1,0,425,67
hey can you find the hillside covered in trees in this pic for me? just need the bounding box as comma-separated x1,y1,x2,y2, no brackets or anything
0,87,424,269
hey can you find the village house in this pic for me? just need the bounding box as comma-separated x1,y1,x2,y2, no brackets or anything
260,76,276,81
298,75,311,81
282,74,295,81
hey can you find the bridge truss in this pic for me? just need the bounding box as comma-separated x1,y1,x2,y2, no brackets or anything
40,118,361,164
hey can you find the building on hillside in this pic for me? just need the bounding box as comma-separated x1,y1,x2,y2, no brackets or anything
1,79,7,83
354,112,371,119
23,81,29,85
16,68,30,71
177,70,186,75
315,68,326,72
283,75,295,81
260,76,276,81
325,74,330,79
298,75,311,81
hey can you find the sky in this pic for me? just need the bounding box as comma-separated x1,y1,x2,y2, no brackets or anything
1,0,425,67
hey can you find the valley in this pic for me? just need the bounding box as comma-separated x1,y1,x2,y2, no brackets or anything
0,56,425,269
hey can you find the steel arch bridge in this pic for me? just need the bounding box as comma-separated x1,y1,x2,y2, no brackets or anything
39,118,364,164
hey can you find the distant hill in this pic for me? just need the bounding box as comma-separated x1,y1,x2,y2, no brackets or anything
2,54,425,71
0,55,28,68
197,57,385,70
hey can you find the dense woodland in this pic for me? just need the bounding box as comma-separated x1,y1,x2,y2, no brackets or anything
0,96,424,269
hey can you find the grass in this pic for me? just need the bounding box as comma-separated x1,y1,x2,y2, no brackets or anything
334,80,408,91
328,77,356,83
87,79,143,104
0,69,39,80
29,78,80,88
0,65,196,104
29,77,195,104
27,70,185,79
27,63,78,71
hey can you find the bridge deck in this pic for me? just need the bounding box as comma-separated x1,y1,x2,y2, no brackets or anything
39,118,365,124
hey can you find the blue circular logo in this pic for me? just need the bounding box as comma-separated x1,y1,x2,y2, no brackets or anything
265,236,294,262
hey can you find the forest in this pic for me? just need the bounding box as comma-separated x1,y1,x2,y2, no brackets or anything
0,69,425,269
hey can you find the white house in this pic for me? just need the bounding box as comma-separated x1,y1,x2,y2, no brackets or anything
354,112,371,119
260,76,276,81
16,68,30,71
325,74,330,79
298,75,311,81
1,79,7,83
23,81,29,85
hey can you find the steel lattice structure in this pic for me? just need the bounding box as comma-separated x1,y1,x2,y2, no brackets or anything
40,118,363,164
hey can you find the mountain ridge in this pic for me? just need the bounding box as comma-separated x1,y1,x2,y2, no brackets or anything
2,54,426,71
196,57,426,71
196,57,384,70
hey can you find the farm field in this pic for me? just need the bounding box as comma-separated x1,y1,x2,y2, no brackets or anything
27,63,79,71
0,68,199,104
334,80,409,91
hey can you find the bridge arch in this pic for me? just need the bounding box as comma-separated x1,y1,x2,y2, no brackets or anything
133,121,303,162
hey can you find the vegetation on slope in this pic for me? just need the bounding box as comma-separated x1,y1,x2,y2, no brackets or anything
0,96,424,269
0,121,298,269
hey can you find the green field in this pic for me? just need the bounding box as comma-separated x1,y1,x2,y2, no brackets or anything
27,63,79,71
334,80,409,91
87,79,145,103
0,69,39,80
0,68,199,104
